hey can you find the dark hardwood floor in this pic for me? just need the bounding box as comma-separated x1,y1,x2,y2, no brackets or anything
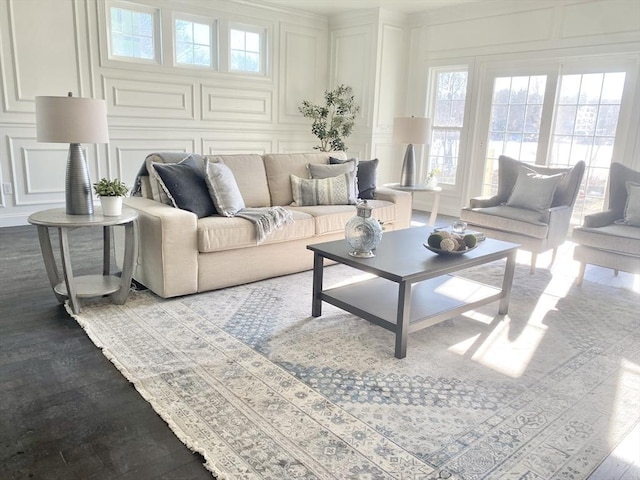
0,225,212,479
1,212,637,479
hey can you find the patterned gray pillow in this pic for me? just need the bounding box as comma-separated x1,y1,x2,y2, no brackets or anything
204,159,245,217
290,171,357,206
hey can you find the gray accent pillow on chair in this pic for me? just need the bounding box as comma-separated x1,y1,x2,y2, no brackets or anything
506,166,566,213
622,181,640,226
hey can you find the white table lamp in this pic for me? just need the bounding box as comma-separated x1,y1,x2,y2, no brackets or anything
36,93,109,215
392,116,430,187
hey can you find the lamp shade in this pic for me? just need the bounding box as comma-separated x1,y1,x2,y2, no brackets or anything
36,95,109,144
392,117,430,145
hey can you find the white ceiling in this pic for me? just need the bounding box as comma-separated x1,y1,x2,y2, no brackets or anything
251,0,488,16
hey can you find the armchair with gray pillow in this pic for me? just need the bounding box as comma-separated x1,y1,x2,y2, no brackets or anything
460,155,585,273
573,162,640,285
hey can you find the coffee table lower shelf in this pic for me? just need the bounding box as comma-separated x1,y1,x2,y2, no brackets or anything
320,275,503,344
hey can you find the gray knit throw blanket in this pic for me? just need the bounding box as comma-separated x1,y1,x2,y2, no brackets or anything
235,206,294,244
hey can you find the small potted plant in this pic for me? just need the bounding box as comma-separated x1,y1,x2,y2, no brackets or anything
426,168,441,189
93,178,128,216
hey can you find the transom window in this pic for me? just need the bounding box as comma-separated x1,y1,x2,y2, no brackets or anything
109,5,157,60
175,18,212,67
230,28,262,73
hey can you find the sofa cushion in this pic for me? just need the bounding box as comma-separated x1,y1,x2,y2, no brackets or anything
291,199,397,235
506,166,565,212
290,172,357,206
461,205,549,239
207,154,271,207
197,209,314,252
573,223,640,256
331,157,379,200
263,152,347,206
204,160,245,217
152,155,217,218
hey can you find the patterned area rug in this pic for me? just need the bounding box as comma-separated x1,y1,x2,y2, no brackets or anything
69,262,639,479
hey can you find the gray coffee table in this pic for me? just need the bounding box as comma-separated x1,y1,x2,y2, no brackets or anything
307,226,519,359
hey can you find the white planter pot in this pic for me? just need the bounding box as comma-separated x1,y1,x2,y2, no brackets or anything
100,196,123,216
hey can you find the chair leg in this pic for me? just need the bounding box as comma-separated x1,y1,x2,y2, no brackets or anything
614,269,619,277
550,248,558,266
576,262,586,286
530,253,537,274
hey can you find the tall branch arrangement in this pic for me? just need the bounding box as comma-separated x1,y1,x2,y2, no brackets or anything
298,84,360,152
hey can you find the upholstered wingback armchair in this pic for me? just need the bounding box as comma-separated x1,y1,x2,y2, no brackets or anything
460,155,585,273
573,162,640,285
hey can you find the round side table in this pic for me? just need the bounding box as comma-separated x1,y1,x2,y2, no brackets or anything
28,207,138,314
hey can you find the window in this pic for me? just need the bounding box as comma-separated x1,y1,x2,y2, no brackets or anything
175,18,212,67
109,5,157,61
428,69,469,185
230,27,262,73
482,75,547,195
480,67,628,224
550,72,626,219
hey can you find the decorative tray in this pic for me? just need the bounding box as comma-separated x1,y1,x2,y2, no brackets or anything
423,243,478,256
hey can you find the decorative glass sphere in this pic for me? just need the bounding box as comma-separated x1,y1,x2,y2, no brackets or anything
345,200,383,258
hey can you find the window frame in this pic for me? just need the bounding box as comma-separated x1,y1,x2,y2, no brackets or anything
106,0,161,65
425,64,473,189
473,55,639,224
172,12,217,70
227,22,267,76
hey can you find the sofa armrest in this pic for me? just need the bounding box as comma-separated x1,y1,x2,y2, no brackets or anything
374,186,412,229
583,209,619,228
117,197,199,298
469,195,500,208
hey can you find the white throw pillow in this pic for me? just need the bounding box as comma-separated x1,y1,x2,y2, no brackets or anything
204,159,245,217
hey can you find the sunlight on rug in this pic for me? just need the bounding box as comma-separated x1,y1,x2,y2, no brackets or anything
69,262,639,480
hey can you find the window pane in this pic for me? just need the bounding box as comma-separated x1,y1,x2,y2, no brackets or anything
194,23,210,45
175,20,192,42
483,75,546,193
110,6,154,60
601,72,625,104
596,105,620,136
230,30,245,49
579,73,604,104
230,28,262,72
193,45,210,66
558,74,581,104
176,42,192,63
554,105,577,135
246,32,260,52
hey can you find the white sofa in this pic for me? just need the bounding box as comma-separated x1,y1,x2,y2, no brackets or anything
117,151,412,298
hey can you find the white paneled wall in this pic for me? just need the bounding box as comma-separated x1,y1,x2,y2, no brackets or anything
0,0,339,226
1,0,639,226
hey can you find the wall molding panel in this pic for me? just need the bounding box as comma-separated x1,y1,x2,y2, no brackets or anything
201,86,272,123
105,77,196,120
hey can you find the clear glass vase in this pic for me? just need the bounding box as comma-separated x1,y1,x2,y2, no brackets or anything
345,200,383,258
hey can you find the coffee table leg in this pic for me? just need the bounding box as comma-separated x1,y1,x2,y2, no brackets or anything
395,281,411,359
499,251,517,315
311,252,324,317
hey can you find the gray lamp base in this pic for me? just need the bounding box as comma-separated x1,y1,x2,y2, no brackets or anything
66,143,94,215
400,144,417,187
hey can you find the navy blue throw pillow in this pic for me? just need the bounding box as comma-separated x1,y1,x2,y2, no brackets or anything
152,156,217,218
331,157,378,200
